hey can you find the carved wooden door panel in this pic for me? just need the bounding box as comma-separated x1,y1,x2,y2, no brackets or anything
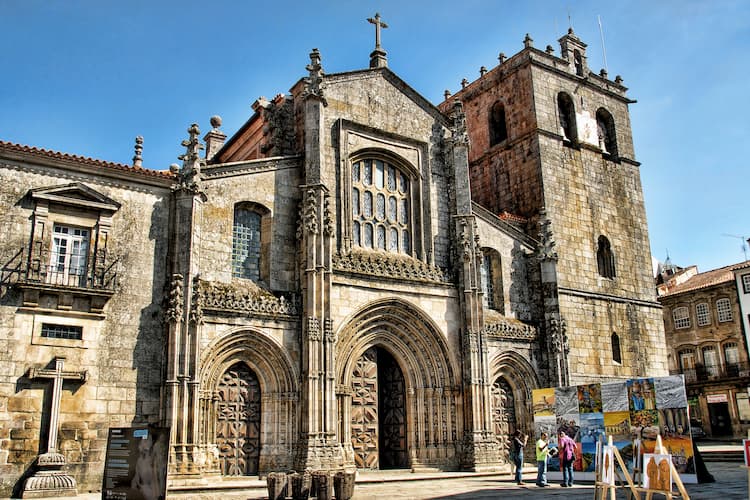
379,351,408,469
351,347,379,469
216,362,261,476
491,377,515,456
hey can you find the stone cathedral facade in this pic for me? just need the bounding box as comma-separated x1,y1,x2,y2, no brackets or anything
0,24,666,496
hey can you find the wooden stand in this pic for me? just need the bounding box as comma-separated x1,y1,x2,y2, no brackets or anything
593,435,690,500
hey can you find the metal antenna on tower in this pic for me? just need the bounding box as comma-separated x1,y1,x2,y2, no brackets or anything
598,15,608,73
723,234,749,261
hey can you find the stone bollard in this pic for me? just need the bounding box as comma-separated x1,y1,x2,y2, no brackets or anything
334,470,356,500
312,471,333,500
266,471,288,500
290,470,312,500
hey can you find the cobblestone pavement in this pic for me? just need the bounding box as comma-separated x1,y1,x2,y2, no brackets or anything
29,461,747,499
351,462,747,499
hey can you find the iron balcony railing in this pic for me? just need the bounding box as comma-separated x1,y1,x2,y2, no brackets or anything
670,361,750,384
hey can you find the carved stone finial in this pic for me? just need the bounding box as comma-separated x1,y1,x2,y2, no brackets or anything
615,75,624,84
524,33,534,48
367,13,389,68
176,123,205,194
546,45,554,55
132,135,143,167
599,68,608,79
303,48,327,105
498,52,507,64
204,115,227,161
479,66,487,76
461,78,469,89
444,89,451,100
449,100,469,148
537,208,557,261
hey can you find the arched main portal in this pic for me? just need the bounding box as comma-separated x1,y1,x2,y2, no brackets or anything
351,346,407,469
215,362,261,475
489,351,539,460
199,329,299,476
337,299,461,471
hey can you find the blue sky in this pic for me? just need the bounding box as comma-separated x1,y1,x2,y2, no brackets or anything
1,1,748,273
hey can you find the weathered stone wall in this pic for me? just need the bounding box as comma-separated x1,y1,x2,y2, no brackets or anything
199,158,302,291
562,294,667,383
0,161,169,495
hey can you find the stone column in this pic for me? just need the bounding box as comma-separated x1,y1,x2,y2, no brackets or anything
166,124,207,476
296,49,343,470
448,100,498,471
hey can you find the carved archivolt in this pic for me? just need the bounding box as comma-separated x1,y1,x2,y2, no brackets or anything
200,329,299,395
196,279,300,318
336,299,461,462
333,250,448,284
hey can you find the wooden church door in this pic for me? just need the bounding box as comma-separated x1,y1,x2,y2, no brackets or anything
216,362,261,475
350,346,408,469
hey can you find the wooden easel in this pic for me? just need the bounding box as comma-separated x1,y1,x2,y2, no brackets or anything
593,435,690,500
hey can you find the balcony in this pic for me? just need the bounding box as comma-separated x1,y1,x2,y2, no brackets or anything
670,361,750,385
4,248,118,315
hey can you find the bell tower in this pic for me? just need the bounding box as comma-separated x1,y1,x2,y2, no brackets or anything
442,31,668,386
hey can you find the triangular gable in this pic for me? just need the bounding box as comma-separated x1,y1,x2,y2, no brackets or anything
29,183,121,212
215,67,453,164
325,67,451,127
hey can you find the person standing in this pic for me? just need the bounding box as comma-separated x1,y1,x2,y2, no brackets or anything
512,430,528,485
558,430,576,487
535,432,550,487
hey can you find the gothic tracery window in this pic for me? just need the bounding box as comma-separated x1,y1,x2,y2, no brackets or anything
352,159,411,254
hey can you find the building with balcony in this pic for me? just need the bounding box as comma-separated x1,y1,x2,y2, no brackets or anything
657,259,750,437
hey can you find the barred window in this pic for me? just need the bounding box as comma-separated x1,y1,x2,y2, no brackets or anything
717,298,733,322
673,306,690,329
352,159,411,254
696,303,710,327
232,206,261,280
41,323,83,340
742,274,750,294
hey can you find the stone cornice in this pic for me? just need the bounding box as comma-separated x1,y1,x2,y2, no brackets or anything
483,316,537,341
333,250,450,284
202,155,302,179
558,286,662,309
197,279,300,318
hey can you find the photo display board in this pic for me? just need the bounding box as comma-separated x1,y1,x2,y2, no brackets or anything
532,375,696,483
102,426,170,500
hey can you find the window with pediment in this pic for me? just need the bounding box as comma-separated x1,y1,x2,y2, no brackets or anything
351,158,411,254
15,183,121,314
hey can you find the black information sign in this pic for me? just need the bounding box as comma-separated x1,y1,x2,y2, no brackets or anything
102,426,169,500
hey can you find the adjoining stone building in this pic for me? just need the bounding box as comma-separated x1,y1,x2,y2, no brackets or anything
657,259,750,438
0,21,666,497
